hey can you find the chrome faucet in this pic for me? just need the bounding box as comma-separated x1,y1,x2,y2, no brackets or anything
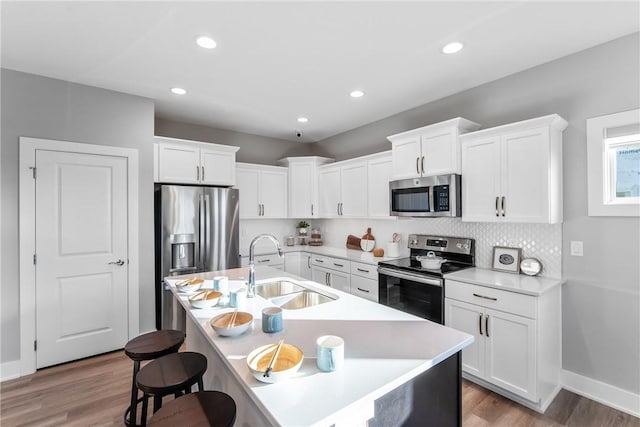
247,234,283,297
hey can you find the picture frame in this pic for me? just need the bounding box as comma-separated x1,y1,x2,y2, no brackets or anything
492,246,522,274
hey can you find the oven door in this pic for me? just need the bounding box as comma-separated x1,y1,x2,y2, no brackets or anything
389,179,431,216
378,267,444,324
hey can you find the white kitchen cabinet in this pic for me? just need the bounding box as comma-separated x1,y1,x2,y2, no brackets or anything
155,136,239,185
460,114,567,223
366,151,393,218
284,252,301,276
278,157,334,219
350,261,379,302
299,252,312,280
445,278,561,412
236,163,287,219
310,255,351,293
318,159,367,218
253,253,284,270
387,118,480,179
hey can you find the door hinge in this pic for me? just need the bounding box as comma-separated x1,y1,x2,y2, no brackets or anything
33,254,37,265
29,166,36,179
34,340,37,351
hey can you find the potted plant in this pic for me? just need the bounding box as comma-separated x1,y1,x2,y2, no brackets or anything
297,220,310,236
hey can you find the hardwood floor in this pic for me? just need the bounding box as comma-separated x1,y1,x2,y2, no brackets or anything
1,350,638,426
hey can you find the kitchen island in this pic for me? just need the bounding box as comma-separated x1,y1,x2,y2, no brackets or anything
168,266,473,427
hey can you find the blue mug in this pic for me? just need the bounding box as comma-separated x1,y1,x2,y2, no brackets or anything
262,307,283,333
316,335,344,372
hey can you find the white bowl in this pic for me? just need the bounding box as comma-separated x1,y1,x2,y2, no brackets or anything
189,290,222,309
247,343,304,383
176,278,204,294
210,311,253,337
416,252,446,269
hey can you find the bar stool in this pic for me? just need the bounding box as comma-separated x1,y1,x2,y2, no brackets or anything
147,391,236,427
124,329,185,427
136,351,208,427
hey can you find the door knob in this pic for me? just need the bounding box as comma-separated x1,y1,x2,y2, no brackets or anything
108,259,125,266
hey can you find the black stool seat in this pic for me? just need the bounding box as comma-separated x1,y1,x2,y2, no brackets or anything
136,351,208,426
124,330,185,427
125,329,185,361
147,391,236,427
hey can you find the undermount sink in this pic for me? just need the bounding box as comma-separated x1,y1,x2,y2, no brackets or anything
254,278,337,310
271,291,336,310
254,280,305,299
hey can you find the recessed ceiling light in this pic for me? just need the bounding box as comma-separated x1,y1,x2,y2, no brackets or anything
297,117,309,123
170,87,187,95
350,90,364,98
442,42,464,54
196,35,217,49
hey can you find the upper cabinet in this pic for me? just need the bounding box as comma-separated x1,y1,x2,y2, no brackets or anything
460,114,568,223
387,118,481,179
155,136,239,186
236,163,288,219
278,157,334,219
318,159,368,218
366,151,393,218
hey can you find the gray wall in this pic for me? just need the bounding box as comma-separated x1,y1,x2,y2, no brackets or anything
0,69,156,363
314,33,640,394
155,118,313,165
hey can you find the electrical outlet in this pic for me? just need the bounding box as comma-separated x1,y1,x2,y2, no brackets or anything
570,241,583,256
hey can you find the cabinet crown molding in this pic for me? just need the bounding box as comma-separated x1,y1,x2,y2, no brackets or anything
387,117,481,142
277,156,334,166
154,135,240,152
459,114,568,141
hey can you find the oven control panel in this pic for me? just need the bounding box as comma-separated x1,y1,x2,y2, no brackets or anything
407,234,474,255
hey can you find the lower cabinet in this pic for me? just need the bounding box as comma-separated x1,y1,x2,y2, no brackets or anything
311,264,350,293
350,262,379,302
445,279,560,412
252,254,284,271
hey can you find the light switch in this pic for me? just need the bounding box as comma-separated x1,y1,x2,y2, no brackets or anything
570,241,583,256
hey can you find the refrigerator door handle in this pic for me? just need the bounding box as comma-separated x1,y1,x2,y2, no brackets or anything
199,193,206,270
204,193,211,269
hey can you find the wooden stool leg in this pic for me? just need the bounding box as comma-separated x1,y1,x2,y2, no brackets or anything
152,395,162,413
140,394,149,427
126,360,140,427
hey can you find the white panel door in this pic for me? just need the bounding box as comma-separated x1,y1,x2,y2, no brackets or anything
421,129,457,175
461,136,502,222
236,167,261,218
317,167,341,218
445,298,485,378
391,136,422,179
327,270,350,293
260,169,287,218
200,148,235,186
35,150,129,368
340,162,367,217
288,161,315,218
501,127,550,223
157,141,199,184
367,155,393,218
485,309,537,401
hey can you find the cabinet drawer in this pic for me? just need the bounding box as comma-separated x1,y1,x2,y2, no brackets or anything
350,261,378,280
351,275,379,303
445,280,536,319
310,255,350,273
253,254,284,267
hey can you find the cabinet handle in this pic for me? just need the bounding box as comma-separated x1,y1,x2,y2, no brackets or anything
315,259,324,263
337,203,340,215
416,157,420,174
201,166,205,181
333,263,344,267
495,196,499,217
327,273,332,287
341,203,344,215
479,313,483,336
421,156,425,174
357,268,370,273
485,315,490,338
307,256,311,269
258,204,261,216
258,259,270,263
473,293,498,301
356,287,370,293
501,196,506,217
311,204,314,216
262,204,265,216
196,166,200,181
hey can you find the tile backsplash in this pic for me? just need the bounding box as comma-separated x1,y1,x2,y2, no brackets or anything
315,218,563,279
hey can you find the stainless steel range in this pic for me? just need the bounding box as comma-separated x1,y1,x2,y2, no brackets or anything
378,234,475,323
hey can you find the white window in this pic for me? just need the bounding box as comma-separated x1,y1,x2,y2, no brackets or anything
587,109,640,216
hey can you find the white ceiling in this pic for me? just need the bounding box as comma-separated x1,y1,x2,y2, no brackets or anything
2,1,639,143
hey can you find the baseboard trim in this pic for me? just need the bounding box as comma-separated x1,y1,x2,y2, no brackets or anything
561,370,640,418
0,360,21,382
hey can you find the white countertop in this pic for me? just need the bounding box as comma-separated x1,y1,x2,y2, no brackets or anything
242,244,404,265
444,267,565,296
168,266,473,427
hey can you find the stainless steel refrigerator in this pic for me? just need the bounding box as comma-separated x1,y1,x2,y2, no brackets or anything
155,184,240,330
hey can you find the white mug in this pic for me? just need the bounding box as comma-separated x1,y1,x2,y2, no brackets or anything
229,287,246,308
316,335,344,372
213,276,229,296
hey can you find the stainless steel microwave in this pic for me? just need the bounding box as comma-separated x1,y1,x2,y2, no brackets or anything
389,174,461,217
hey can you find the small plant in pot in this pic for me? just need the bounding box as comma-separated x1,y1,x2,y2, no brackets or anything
297,220,310,236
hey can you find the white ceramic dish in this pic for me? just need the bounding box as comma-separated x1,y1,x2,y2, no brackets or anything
176,278,204,294
520,258,542,276
416,251,446,269
210,311,253,337
189,290,222,309
247,343,304,383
